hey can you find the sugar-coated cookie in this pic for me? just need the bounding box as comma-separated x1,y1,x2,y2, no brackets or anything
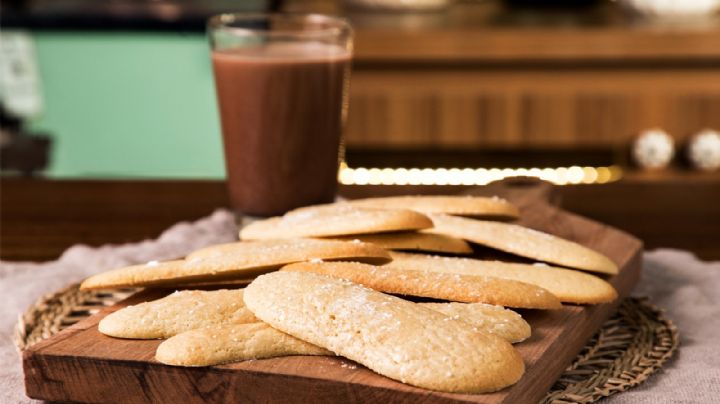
98,289,256,339
388,252,618,304
428,214,618,274
155,322,332,366
240,206,432,240
81,239,391,290
330,231,472,254
282,261,561,309
244,271,525,393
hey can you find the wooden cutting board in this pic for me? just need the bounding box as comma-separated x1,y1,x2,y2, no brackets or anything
22,186,643,403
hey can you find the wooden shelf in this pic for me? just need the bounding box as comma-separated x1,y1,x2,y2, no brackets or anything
353,29,720,64
287,0,720,63
282,1,720,150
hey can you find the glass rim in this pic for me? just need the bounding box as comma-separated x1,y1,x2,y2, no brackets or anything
207,12,352,39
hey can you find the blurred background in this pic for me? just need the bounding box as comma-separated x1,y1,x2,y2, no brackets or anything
1,0,719,257
4,0,720,177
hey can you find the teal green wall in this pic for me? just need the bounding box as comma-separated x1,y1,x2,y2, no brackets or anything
28,32,226,178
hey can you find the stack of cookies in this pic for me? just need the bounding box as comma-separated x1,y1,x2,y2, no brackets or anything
81,195,619,394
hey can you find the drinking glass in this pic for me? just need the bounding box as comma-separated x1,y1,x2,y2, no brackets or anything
208,13,352,216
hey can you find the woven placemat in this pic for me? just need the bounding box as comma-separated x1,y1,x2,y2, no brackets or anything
14,284,678,403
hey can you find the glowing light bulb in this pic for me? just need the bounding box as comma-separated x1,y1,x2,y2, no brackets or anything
337,164,622,186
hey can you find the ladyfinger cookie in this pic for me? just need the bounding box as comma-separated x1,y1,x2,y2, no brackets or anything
420,302,530,343
80,239,391,290
155,322,332,367
102,288,529,344
293,195,520,219
428,214,619,275
99,289,256,339
282,261,561,309
244,271,525,393
156,305,529,368
240,206,432,240
330,231,473,255
388,252,618,305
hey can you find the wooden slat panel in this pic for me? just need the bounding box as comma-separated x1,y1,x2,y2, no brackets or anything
574,93,638,145
346,68,720,149
667,94,720,139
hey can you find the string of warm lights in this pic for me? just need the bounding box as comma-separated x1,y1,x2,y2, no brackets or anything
338,163,623,186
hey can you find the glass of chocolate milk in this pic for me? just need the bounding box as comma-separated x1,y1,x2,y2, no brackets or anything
208,13,352,216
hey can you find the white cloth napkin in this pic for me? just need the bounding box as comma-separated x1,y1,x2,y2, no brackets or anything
0,210,237,403
604,249,720,403
0,210,718,403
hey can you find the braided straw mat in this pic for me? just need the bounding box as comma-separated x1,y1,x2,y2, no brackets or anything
15,284,678,403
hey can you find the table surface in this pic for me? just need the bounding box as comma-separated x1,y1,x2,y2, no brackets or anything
1,175,719,262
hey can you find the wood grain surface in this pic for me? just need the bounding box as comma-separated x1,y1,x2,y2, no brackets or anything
281,1,720,150
287,1,720,63
22,188,643,403
346,68,720,149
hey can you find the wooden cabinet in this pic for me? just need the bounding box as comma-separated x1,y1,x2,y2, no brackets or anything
347,67,720,148
288,0,720,151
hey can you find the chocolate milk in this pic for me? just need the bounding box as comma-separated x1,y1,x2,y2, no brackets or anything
212,43,351,216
